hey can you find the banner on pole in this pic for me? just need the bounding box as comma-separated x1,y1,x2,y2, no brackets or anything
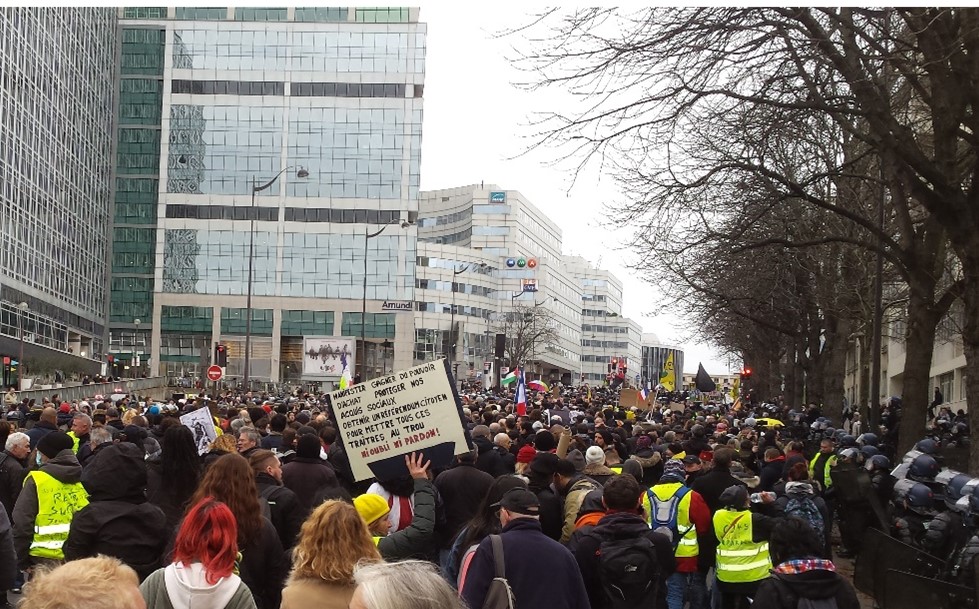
180,407,217,455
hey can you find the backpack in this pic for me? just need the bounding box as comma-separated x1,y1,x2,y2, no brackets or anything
481,534,515,609
784,496,825,540
597,535,661,609
771,577,840,609
647,486,693,551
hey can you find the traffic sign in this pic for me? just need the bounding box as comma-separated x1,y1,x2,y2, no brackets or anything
206,365,223,382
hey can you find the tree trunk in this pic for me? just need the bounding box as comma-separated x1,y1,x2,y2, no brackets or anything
961,266,979,473
897,291,941,455
820,316,850,425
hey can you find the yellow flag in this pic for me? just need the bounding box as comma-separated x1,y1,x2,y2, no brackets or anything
660,353,676,392
339,374,349,390
730,377,740,400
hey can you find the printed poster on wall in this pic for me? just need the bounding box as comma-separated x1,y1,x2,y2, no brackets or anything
327,359,472,482
302,336,356,378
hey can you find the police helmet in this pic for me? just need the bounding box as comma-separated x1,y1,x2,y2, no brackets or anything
823,427,837,439
839,447,860,462
970,484,979,513
860,445,880,459
865,454,891,472
908,453,940,482
945,473,973,508
839,434,857,448
915,438,939,454
906,482,935,514
744,417,756,427
833,429,847,441
857,433,879,447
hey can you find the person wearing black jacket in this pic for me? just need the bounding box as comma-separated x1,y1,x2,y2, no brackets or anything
249,449,304,550
472,425,509,477
759,448,786,493
63,443,168,580
571,475,675,609
25,407,58,451
433,450,493,562
691,447,746,514
526,452,565,541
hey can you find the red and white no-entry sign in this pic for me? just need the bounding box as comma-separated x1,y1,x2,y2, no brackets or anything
206,365,223,382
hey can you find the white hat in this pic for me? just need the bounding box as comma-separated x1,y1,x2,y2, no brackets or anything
585,445,605,466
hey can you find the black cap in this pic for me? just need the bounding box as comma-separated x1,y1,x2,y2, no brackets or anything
682,454,702,465
529,452,560,476
492,488,540,516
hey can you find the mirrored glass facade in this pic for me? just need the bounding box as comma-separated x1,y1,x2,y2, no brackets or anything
0,8,117,361
113,7,427,382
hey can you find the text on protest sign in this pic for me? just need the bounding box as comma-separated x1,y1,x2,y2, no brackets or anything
328,359,469,482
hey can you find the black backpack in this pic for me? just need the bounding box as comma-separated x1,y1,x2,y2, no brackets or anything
597,534,661,609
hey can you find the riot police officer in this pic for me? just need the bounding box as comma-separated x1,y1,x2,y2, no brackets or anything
892,481,936,549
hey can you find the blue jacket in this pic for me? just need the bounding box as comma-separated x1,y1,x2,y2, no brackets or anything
462,518,589,609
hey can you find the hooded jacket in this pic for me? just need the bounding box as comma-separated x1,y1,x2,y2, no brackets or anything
64,443,168,580
773,481,831,555
752,567,860,609
12,449,84,570
473,435,509,477
140,562,257,609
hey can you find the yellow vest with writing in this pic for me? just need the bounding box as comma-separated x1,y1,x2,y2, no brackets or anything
26,470,89,560
713,508,771,583
647,482,699,558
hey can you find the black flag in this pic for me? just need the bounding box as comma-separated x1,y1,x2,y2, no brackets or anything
695,363,716,393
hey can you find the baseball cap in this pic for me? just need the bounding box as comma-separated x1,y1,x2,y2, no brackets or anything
492,488,540,516
682,454,702,465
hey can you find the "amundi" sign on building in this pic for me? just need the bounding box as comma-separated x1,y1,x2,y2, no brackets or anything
381,301,413,312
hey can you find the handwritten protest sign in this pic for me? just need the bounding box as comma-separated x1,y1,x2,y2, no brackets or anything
327,359,471,482
180,407,217,455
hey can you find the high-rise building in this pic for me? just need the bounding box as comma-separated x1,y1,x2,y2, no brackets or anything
0,8,117,383
109,7,426,385
640,333,684,391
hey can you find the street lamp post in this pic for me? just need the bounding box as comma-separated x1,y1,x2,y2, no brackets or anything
361,220,408,382
133,318,141,378
17,302,27,390
243,167,308,389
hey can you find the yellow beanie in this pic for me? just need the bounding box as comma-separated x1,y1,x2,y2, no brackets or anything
354,493,390,525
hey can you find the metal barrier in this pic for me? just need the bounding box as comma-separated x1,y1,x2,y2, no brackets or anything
855,528,947,601
14,377,168,404
882,570,975,609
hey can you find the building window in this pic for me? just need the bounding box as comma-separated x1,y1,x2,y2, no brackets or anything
355,7,409,22
234,7,288,21
123,7,167,19
175,7,226,20
281,310,335,337
221,308,273,336
939,372,954,403
295,7,348,21
342,313,395,339
161,306,213,333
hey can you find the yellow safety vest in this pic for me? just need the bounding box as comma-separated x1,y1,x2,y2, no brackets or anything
372,536,382,546
713,508,771,583
809,453,837,489
646,482,699,558
26,470,89,560
66,432,81,454
609,465,623,475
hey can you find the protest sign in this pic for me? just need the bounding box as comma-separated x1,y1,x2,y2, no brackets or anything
327,359,472,482
180,407,217,455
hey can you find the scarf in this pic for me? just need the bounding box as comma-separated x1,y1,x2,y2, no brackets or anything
774,558,837,574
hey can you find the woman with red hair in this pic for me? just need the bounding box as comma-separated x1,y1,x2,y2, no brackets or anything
140,496,258,609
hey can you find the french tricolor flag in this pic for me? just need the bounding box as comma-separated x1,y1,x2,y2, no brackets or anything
515,367,528,416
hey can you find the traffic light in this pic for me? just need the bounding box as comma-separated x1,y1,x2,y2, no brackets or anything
215,343,227,367
741,367,752,381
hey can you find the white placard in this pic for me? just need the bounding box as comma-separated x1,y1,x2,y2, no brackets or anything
302,336,356,378
180,407,217,455
328,359,469,482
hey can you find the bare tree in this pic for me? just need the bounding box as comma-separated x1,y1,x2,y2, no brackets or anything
493,303,560,374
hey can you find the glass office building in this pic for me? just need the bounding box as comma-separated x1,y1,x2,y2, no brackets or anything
111,7,426,383
0,8,117,376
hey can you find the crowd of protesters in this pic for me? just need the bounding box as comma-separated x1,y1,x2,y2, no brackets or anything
0,382,873,609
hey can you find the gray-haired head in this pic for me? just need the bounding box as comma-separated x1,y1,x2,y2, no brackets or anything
5,431,28,452
352,560,465,609
89,426,113,448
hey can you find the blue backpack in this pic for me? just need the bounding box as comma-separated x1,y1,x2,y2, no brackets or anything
785,496,825,540
647,486,693,551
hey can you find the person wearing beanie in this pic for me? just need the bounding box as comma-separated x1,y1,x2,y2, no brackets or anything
713,485,777,608
534,429,557,453
13,431,87,573
281,434,339,515
356,453,437,561
582,445,614,487
645,456,711,609
515,444,537,475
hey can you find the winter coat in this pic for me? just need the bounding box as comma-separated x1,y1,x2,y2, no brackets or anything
238,518,289,609
65,443,168,580
433,462,494,550
527,475,564,541
0,506,15,590
571,511,675,609
146,463,201,538
0,450,26,522
25,420,58,451
281,577,354,609
690,467,746,514
376,478,437,561
582,462,615,487
255,472,304,550
281,457,339,514
141,563,257,609
461,518,590,609
473,435,509,477
12,450,84,570
773,482,831,555
759,457,786,492
752,568,860,609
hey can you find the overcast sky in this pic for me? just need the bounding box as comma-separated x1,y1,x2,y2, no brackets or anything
417,5,733,374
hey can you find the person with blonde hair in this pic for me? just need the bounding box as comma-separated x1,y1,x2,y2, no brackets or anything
281,500,381,609
349,560,464,609
20,555,145,609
